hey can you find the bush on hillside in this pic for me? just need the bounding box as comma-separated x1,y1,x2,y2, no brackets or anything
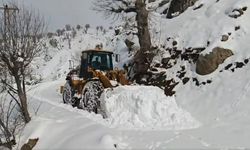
65,24,71,31
76,24,82,30
49,38,58,48
47,32,54,38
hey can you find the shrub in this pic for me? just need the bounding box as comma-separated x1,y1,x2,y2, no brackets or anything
56,29,64,36
65,24,71,31
76,24,82,30
47,32,54,38
49,38,58,48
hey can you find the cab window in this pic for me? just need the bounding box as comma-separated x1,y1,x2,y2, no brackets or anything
89,52,113,71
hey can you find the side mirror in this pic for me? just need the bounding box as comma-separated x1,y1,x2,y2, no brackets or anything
115,54,120,62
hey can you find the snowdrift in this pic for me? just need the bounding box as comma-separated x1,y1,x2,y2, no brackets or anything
101,86,200,130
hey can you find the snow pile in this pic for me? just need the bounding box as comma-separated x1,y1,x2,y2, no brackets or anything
101,86,200,130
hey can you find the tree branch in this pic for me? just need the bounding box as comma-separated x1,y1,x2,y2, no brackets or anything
111,7,137,13
7,90,22,110
93,0,137,18
1,79,18,93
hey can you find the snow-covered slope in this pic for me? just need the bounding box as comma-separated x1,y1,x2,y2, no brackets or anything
150,0,250,81
12,0,250,149
156,0,250,53
30,28,116,82
153,0,250,124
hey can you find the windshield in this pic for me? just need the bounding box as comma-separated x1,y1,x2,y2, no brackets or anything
89,52,113,71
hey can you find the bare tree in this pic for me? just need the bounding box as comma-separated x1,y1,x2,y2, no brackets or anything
56,29,64,36
84,24,90,33
72,28,77,38
66,33,71,49
0,94,23,149
93,0,168,75
65,24,71,31
76,24,82,30
0,3,46,123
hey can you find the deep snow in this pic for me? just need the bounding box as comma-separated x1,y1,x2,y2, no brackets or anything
2,0,250,149
19,77,250,149
101,86,200,130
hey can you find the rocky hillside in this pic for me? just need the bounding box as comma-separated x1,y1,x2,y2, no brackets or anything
146,0,250,96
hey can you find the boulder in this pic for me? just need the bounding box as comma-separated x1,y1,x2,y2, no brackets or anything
221,35,229,42
228,8,245,18
125,39,134,51
196,47,233,75
167,0,198,18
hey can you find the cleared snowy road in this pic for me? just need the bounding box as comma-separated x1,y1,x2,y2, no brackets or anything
17,80,250,149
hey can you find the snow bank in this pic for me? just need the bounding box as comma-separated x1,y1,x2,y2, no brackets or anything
101,86,201,130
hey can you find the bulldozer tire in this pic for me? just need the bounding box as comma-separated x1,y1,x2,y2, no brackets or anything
63,81,77,106
81,80,104,113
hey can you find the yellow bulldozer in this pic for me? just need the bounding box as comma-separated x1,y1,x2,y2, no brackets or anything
61,48,129,114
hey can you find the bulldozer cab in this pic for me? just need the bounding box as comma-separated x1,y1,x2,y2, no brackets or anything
79,50,114,79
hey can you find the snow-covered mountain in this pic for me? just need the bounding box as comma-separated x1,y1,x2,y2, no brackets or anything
5,0,250,149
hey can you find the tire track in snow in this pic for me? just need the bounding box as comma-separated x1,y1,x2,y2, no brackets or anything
163,132,213,148
185,134,211,147
145,132,212,149
231,78,250,110
27,81,110,127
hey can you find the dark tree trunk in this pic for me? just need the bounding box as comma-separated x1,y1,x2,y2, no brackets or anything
134,0,153,74
14,75,31,123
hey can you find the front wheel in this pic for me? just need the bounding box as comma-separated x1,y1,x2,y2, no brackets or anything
63,81,77,106
80,80,104,113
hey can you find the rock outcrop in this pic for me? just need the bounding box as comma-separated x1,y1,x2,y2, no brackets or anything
167,0,198,18
196,47,233,75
